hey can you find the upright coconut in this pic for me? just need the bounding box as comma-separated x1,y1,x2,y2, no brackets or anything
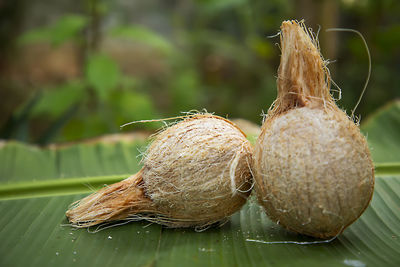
66,114,253,228
253,21,374,238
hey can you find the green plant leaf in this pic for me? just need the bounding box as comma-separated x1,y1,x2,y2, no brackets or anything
110,25,174,54
86,53,121,100
109,90,156,123
169,69,203,113
1,102,400,266
197,0,248,14
18,14,87,46
30,81,86,119
361,100,400,163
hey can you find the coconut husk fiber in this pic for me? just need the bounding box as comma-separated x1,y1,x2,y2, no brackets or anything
66,114,253,229
253,20,375,238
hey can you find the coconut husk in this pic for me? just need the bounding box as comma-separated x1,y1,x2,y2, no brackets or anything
66,114,253,229
254,20,375,238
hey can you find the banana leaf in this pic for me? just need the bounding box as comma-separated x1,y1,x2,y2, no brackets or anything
1,101,400,267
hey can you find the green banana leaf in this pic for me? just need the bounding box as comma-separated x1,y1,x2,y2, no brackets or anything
1,102,400,267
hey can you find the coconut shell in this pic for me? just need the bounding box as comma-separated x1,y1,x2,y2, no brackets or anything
253,20,375,238
66,114,253,228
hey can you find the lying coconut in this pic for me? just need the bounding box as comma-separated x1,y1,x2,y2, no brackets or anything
66,114,253,228
253,20,374,238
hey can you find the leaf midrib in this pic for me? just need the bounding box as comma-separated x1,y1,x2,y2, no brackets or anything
0,162,399,201
0,174,130,200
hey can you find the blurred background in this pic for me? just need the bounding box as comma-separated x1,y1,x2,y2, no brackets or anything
0,0,399,144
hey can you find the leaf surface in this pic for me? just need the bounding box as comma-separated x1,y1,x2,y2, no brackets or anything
1,102,400,267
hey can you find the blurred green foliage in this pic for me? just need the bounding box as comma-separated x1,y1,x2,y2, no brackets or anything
30,81,85,119
86,53,121,100
111,26,174,55
0,0,399,144
17,14,88,46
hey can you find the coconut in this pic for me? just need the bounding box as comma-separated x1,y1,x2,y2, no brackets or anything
253,20,374,238
66,114,253,228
